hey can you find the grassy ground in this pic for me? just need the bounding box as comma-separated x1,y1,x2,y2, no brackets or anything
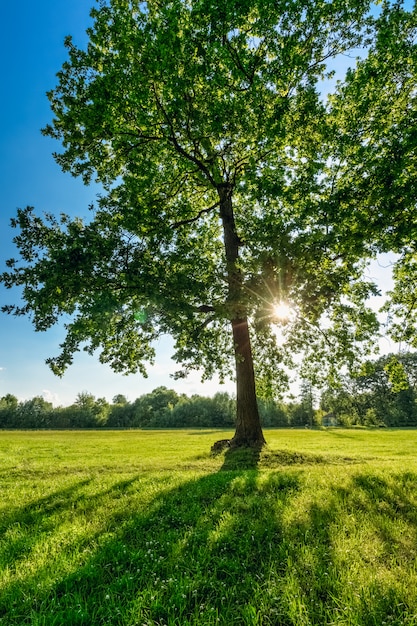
0,428,416,625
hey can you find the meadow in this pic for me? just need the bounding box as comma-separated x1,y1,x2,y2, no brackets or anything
0,428,416,625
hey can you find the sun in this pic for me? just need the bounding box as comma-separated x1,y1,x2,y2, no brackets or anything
272,301,292,321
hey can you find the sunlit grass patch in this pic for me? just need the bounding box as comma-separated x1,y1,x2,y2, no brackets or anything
1,429,417,624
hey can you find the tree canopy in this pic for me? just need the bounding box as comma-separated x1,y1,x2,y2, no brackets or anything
2,0,417,447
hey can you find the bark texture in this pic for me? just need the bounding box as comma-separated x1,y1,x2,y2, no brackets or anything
230,316,266,448
218,184,266,448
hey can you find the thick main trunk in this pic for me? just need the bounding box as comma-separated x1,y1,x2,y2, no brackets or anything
231,316,266,448
218,183,266,449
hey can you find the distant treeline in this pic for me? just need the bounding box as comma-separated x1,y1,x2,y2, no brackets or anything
2,353,417,430
0,387,315,430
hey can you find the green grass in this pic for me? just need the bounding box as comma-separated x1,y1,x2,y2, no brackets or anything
1,428,417,625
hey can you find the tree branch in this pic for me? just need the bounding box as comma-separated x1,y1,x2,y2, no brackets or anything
151,84,217,187
191,313,217,340
171,201,220,229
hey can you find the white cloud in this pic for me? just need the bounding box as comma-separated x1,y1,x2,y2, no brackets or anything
42,389,60,405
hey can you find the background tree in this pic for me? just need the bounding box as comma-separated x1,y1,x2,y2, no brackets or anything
3,0,414,447
0,394,19,429
107,394,136,428
112,394,128,406
60,391,110,428
294,379,315,427
131,386,180,427
321,353,417,427
169,392,235,428
14,396,54,429
257,397,289,427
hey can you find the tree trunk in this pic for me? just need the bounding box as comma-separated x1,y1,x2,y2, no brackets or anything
218,183,266,448
231,316,266,447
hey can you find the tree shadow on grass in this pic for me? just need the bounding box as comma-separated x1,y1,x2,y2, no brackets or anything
219,445,361,471
0,479,93,571
220,445,262,470
1,466,417,625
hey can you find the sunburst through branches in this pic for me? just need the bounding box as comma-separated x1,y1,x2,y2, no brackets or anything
272,301,293,322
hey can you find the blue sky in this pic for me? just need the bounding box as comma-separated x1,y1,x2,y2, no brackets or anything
0,0,233,405
0,1,403,406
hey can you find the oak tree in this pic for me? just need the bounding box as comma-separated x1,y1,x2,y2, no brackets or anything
3,0,413,447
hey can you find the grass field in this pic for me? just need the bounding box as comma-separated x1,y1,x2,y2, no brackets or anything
0,428,417,625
